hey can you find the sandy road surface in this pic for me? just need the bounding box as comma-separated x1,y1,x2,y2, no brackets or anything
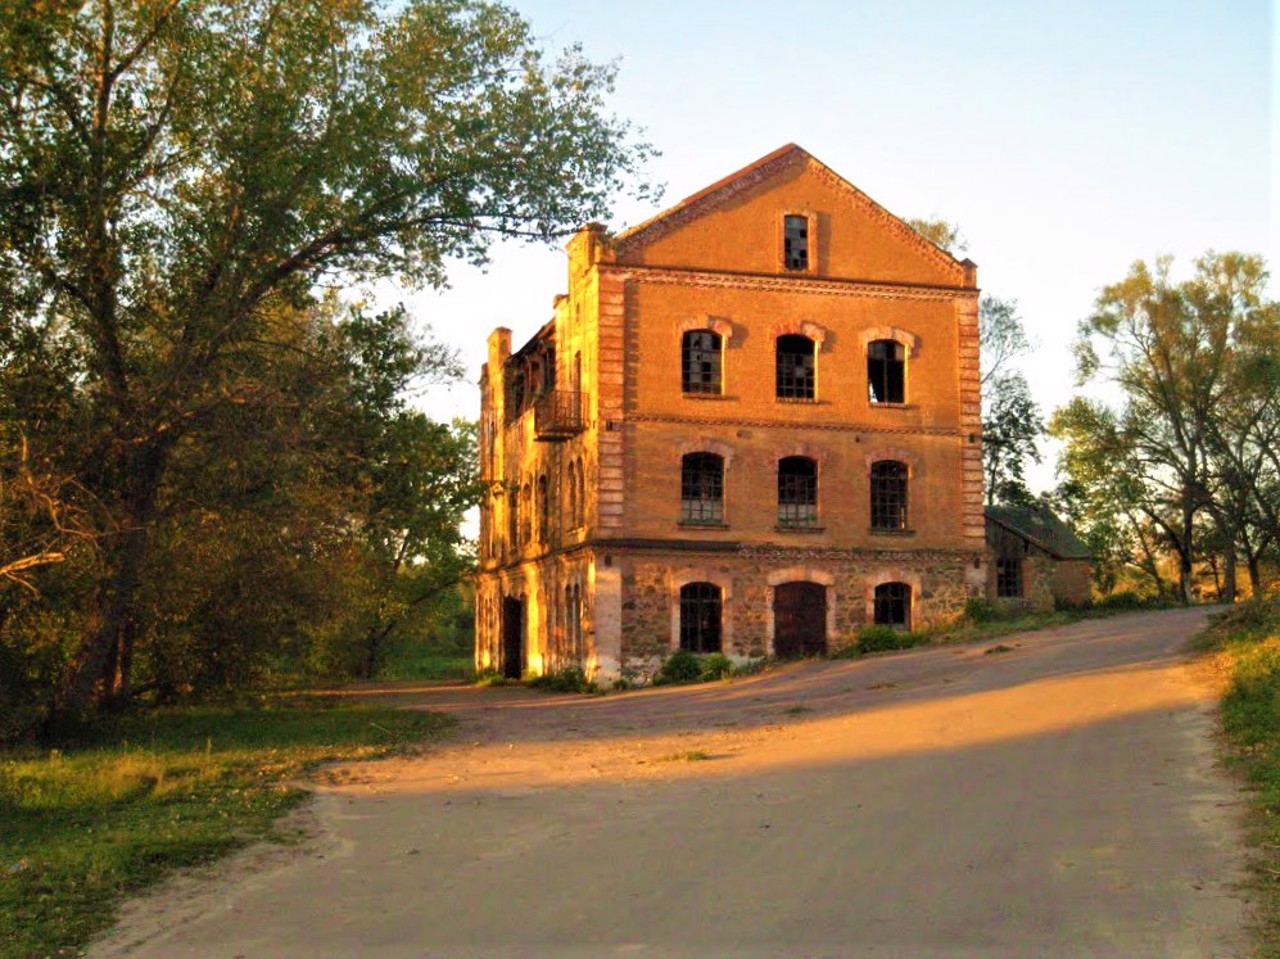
92,608,1248,958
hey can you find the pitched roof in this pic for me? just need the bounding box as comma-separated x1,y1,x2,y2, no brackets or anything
986,505,1092,561
612,144,970,280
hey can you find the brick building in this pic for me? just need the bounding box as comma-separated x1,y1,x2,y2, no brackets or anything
475,145,987,682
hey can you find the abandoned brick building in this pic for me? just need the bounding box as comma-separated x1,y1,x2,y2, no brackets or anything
475,144,987,681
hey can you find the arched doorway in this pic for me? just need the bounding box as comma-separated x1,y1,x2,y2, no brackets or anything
501,595,524,679
773,581,827,657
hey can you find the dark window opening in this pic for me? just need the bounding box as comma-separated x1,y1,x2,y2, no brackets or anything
870,460,908,530
996,557,1023,598
776,335,815,399
874,582,911,628
680,582,722,653
778,456,818,527
681,453,724,524
537,475,549,544
682,330,722,394
507,489,519,550
868,339,906,404
784,215,809,271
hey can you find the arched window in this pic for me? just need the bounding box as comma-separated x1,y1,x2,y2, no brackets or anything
520,482,531,546
680,582,722,653
576,459,586,527
870,460,908,530
682,330,722,394
874,582,911,628
867,339,906,404
537,475,549,544
778,456,818,527
567,462,578,531
776,335,815,399
681,453,724,524
507,488,519,549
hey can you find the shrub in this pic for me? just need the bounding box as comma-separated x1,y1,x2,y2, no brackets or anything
857,625,914,654
964,597,997,623
1097,589,1144,611
654,649,702,685
527,666,597,694
699,653,734,681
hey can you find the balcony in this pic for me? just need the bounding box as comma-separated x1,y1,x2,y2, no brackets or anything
534,390,583,440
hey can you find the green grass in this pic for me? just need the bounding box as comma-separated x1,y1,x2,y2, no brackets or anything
0,700,454,959
1196,599,1280,957
377,644,473,682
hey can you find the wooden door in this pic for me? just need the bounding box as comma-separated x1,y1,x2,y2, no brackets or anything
773,581,827,657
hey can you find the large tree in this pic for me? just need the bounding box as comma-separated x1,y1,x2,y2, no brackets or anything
0,0,652,718
1062,252,1279,602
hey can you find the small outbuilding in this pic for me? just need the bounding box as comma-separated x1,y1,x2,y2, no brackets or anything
985,505,1093,610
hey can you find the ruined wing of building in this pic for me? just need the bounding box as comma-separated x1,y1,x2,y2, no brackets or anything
476,144,987,683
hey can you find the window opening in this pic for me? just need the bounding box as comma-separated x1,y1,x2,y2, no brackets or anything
870,460,908,530
680,582,723,653
778,456,818,527
681,453,724,524
537,475,549,544
783,215,809,271
868,339,906,404
682,330,722,394
776,335,815,399
996,557,1023,597
874,582,911,628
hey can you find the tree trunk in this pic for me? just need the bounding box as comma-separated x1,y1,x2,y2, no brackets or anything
53,442,167,718
1248,555,1264,599
1220,542,1237,604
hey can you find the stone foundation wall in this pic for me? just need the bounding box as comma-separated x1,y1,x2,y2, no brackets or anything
614,545,983,679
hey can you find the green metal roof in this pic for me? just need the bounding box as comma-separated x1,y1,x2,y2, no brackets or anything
986,505,1092,561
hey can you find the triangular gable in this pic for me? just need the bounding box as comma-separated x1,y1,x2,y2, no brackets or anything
614,144,971,286
986,506,1093,561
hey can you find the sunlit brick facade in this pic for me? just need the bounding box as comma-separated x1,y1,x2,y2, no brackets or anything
475,145,986,682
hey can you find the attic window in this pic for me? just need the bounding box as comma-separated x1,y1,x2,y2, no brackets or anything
783,215,808,271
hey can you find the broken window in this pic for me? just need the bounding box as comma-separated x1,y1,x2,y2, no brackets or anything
682,330,722,394
867,339,906,404
874,582,911,628
680,582,722,653
681,453,724,524
783,215,809,271
870,460,908,530
777,456,818,527
996,557,1023,598
776,334,815,399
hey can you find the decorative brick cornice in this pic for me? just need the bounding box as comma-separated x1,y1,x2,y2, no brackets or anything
601,264,973,302
628,411,963,438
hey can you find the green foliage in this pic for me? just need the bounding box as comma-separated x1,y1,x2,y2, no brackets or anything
0,0,653,721
698,653,735,681
527,666,598,694
964,597,997,623
857,626,922,654
653,649,704,686
1201,600,1280,953
0,700,454,959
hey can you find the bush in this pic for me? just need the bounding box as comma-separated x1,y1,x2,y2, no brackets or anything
653,649,703,685
856,626,924,655
526,666,597,694
1097,589,1144,611
964,597,997,623
699,653,734,681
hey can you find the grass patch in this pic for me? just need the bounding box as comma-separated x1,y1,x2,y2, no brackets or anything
652,750,712,763
1197,599,1280,956
0,700,454,959
782,705,812,716
983,643,1017,655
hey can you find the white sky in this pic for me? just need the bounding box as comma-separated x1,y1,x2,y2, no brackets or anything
395,0,1274,494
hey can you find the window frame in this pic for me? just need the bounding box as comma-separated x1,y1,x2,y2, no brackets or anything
681,329,723,395
869,460,909,531
680,452,726,526
777,456,818,528
679,582,723,654
783,214,810,272
775,334,816,400
996,557,1023,598
867,338,906,404
874,582,912,629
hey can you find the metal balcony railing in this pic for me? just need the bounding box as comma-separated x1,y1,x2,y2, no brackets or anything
533,390,583,439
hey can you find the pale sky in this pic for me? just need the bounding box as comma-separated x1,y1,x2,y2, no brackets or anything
398,0,1274,493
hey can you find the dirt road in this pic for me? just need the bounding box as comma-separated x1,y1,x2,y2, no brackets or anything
92,608,1248,958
